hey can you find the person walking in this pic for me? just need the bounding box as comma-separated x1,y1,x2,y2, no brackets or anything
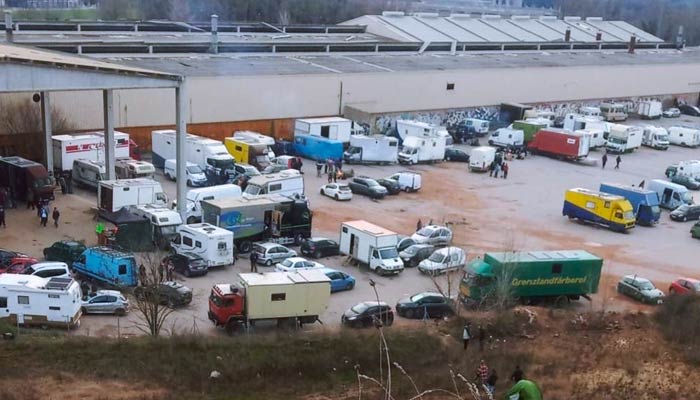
416,219,423,232
615,155,622,169
332,169,338,183
295,157,303,173
502,162,509,179
337,158,343,172
511,365,524,382
602,153,608,169
478,325,486,351
166,262,174,281
0,205,5,228
475,360,489,387
39,206,48,227
486,368,498,395
462,322,471,350
493,162,501,179
250,251,258,273
488,161,495,177
52,207,60,228
316,160,323,177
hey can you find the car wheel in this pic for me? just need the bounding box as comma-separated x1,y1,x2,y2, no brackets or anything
376,267,385,276
684,216,688,222
187,180,192,187
405,309,415,319
265,259,273,266
347,282,355,290
314,250,322,259
334,194,339,200
294,234,304,245
115,308,126,317
320,188,325,195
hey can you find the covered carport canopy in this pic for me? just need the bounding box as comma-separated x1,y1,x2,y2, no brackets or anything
0,43,190,219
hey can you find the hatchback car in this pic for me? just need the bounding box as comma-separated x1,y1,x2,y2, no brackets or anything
320,183,353,201
663,108,681,118
679,104,700,117
418,247,466,276
444,147,470,162
399,244,435,268
162,253,208,277
253,243,297,266
671,174,700,190
81,290,129,316
376,178,401,195
396,292,454,319
617,275,664,304
274,257,324,272
300,238,339,259
669,278,700,295
134,281,193,308
411,225,453,246
43,240,87,265
341,301,394,328
670,204,700,222
25,262,72,279
321,268,355,292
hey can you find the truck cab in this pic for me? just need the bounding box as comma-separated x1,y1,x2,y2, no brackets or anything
369,246,403,275
130,204,183,249
208,283,246,333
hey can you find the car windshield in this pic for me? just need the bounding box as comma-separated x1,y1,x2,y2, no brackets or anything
657,134,669,141
34,177,53,188
403,246,419,255
428,253,445,263
351,303,371,314
683,192,693,203
338,184,350,191
281,259,293,267
410,293,428,302
160,225,178,236
416,228,434,237
638,281,655,291
623,211,635,220
187,165,203,174
379,248,398,259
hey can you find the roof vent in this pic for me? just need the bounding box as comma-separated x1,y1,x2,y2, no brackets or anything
382,11,405,17
482,14,502,20
414,12,439,18
511,15,530,20
563,16,581,22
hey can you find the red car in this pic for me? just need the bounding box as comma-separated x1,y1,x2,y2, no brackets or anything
669,278,700,295
0,256,38,274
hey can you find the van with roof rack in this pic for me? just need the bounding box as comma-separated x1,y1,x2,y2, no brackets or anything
72,247,138,287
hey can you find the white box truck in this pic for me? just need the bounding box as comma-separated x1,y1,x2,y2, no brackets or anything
385,171,421,192
668,127,700,148
469,146,496,172
637,100,663,119
171,223,234,268
151,130,235,175
396,120,450,142
294,117,352,143
344,135,399,164
575,128,607,149
339,220,404,276
52,132,130,172
98,178,168,212
0,275,82,329
641,126,670,150
605,124,643,153
397,136,446,165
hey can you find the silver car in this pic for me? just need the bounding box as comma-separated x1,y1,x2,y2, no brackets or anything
81,290,129,316
253,242,297,266
410,225,453,246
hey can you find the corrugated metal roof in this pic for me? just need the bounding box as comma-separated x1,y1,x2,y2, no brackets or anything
479,15,543,42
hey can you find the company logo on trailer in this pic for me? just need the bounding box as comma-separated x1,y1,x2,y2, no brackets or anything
65,143,103,153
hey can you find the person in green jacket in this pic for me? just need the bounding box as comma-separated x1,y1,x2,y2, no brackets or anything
505,379,542,400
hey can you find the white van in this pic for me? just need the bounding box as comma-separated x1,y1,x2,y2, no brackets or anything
172,184,242,224
580,107,602,119
469,146,496,172
171,223,234,268
243,169,304,198
72,159,106,190
164,159,208,187
600,103,628,122
648,179,693,210
488,128,524,149
385,171,421,192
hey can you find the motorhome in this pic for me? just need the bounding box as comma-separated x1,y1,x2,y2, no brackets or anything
129,204,183,249
115,159,155,180
173,184,242,224
171,223,234,268
397,136,447,164
339,220,404,276
648,179,693,210
98,178,167,212
344,135,398,164
668,127,700,148
641,126,670,150
294,117,353,143
151,130,235,174
599,103,628,122
0,274,82,329
71,159,106,190
468,146,496,172
164,159,208,187
395,120,450,142
243,170,304,198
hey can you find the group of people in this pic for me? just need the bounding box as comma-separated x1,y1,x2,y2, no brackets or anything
36,202,60,228
317,158,344,183
138,261,175,286
601,152,622,169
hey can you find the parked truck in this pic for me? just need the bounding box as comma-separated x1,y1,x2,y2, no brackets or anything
293,133,344,162
0,156,54,202
641,126,670,150
344,135,399,164
224,135,272,170
397,135,446,164
459,250,603,306
0,274,82,329
605,124,643,153
527,128,590,160
499,103,532,125
129,204,183,249
208,270,331,333
562,188,636,232
295,117,353,143
637,100,663,119
599,183,661,226
72,247,138,287
668,126,700,148
512,120,546,143
98,178,168,212
151,130,235,175
469,146,496,172
201,194,312,252
339,220,404,276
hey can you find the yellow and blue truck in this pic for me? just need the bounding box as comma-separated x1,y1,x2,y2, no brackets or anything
562,188,636,232
224,136,272,170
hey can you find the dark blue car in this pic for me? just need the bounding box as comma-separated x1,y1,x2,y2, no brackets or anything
321,268,355,292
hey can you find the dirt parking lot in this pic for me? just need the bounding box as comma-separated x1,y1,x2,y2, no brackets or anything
2,115,699,337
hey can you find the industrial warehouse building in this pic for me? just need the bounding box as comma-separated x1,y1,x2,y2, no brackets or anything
0,12,697,151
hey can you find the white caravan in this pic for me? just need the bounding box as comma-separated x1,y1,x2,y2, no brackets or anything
488,128,524,148
469,146,496,172
52,132,130,172
676,160,700,180
243,169,304,198
151,129,235,174
339,220,404,276
0,274,82,329
395,120,450,142
173,184,242,224
637,101,663,119
605,124,643,153
668,127,700,148
397,136,447,164
344,135,399,164
641,126,670,150
71,159,106,189
115,159,155,180
171,223,234,268
98,178,167,212
294,117,352,143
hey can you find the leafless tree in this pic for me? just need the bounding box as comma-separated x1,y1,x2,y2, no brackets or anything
489,233,522,311
131,251,175,337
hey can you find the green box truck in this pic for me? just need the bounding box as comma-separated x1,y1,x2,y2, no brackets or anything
512,120,547,143
459,250,602,305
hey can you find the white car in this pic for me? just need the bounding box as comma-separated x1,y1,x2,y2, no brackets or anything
274,257,325,272
662,108,681,118
418,247,466,276
320,183,353,201
411,225,453,246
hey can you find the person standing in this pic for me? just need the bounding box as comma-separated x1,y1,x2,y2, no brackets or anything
138,264,147,286
250,251,258,273
639,180,645,188
416,219,423,232
40,206,48,227
462,322,471,350
52,207,60,228
475,360,489,387
493,162,501,179
337,157,343,172
486,369,498,395
511,365,524,382
316,160,323,177
295,157,303,173
602,153,608,169
502,162,509,179
0,205,5,228
488,161,494,177
166,262,174,281
615,155,622,169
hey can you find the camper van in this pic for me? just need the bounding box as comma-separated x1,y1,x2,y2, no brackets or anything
648,179,693,210
243,170,304,198
469,146,496,172
71,159,106,190
171,223,234,268
164,159,208,187
0,274,82,329
668,127,700,148
115,159,155,180
600,103,628,122
173,184,242,224
641,126,670,150
98,179,167,212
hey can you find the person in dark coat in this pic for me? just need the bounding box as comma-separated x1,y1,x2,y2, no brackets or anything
52,207,60,228
0,205,5,228
138,264,147,286
602,153,608,169
511,365,524,382
250,251,258,273
39,206,48,227
615,155,622,169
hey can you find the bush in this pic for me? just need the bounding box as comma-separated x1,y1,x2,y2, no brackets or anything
655,295,700,364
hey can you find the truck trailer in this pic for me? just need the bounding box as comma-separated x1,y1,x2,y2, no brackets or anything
562,188,636,232
512,120,546,143
344,135,399,164
527,128,590,160
339,220,404,276
52,132,131,173
0,156,54,202
599,183,661,226
293,133,344,162
208,270,330,333
460,250,603,306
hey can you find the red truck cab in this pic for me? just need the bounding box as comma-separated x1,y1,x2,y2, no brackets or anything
208,283,246,333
